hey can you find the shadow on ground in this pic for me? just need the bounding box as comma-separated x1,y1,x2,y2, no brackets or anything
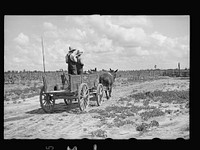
25,97,99,115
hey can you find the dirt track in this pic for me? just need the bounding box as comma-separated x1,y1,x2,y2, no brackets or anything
4,77,189,139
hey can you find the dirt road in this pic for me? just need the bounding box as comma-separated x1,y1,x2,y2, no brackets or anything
4,77,189,139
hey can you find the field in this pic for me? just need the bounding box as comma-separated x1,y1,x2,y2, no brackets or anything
4,71,189,139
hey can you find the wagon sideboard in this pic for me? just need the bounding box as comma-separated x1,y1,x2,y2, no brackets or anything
42,73,99,93
69,74,99,92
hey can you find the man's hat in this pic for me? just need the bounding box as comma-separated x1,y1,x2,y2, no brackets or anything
76,49,83,56
69,46,76,52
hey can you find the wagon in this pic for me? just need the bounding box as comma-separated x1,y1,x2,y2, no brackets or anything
40,72,104,113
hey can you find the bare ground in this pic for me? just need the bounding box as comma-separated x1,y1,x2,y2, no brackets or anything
4,77,189,139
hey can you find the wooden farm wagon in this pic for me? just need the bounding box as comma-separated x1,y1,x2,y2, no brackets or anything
40,72,104,113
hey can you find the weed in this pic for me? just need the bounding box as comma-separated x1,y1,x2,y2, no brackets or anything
14,89,23,96
149,120,159,127
91,129,107,138
185,102,189,109
165,109,173,114
129,92,147,100
143,99,150,106
4,97,11,101
136,120,159,132
136,123,149,131
140,109,165,121
12,96,20,101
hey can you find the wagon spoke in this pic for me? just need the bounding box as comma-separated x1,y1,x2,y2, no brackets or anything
43,100,47,105
40,87,55,113
78,83,89,111
80,98,85,109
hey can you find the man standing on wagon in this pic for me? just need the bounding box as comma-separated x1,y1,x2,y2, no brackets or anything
76,49,84,75
65,46,77,75
65,46,84,75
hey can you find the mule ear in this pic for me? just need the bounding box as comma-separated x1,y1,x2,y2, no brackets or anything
115,69,118,72
110,68,112,71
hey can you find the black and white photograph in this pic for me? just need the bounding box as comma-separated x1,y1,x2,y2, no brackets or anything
4,15,190,140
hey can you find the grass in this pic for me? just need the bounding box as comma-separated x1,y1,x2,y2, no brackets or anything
136,120,159,132
90,89,189,129
140,109,165,121
90,104,158,128
129,90,189,104
91,129,107,138
4,81,43,101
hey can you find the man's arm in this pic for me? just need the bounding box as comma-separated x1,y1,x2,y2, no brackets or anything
78,56,84,66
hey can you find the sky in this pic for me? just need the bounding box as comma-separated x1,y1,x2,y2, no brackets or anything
4,15,190,71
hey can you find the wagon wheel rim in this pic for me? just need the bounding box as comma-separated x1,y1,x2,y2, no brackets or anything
40,87,55,113
96,84,103,106
78,84,89,111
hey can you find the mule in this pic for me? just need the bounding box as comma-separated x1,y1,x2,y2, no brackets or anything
99,68,118,99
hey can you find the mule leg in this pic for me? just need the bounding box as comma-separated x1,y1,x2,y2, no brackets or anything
109,86,112,97
105,90,109,100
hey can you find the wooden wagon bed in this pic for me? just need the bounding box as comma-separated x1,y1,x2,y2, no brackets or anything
40,72,103,113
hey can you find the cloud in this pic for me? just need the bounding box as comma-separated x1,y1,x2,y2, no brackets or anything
87,15,147,48
135,47,150,56
150,32,167,46
43,22,57,30
13,57,24,63
110,16,152,28
6,16,189,71
14,33,29,45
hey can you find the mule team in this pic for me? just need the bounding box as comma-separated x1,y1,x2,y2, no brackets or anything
65,46,118,99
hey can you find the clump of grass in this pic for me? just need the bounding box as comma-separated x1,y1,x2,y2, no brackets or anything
91,129,107,138
136,120,159,132
130,90,189,104
136,123,149,131
143,99,150,106
14,89,23,96
113,118,135,127
118,97,131,103
4,96,11,101
185,102,189,109
140,109,165,121
165,109,173,114
129,92,147,100
12,96,20,101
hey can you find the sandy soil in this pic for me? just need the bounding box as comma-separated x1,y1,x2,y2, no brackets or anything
4,77,189,139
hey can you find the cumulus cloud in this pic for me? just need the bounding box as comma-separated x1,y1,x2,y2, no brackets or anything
43,22,57,30
5,16,189,71
14,33,29,45
110,16,152,28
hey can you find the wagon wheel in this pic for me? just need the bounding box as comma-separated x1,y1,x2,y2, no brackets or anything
40,87,55,113
96,84,104,106
78,83,90,111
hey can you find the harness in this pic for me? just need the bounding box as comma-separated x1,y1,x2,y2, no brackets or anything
107,72,113,77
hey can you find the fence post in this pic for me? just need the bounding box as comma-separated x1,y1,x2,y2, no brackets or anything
178,62,180,77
